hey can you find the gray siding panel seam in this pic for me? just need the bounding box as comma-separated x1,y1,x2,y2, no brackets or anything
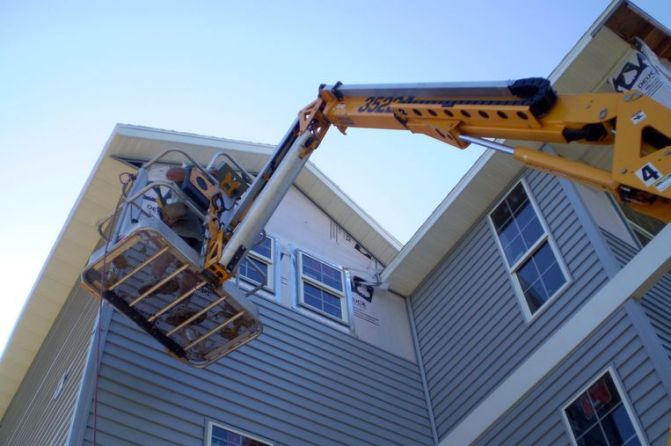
602,229,671,363
101,340,412,445
0,289,99,446
101,340,430,440
418,255,510,358
624,300,671,397
406,296,439,445
255,297,421,380
109,316,428,415
431,257,607,420
553,166,621,279
257,306,422,387
105,328,428,445
84,295,433,446
472,308,670,446
107,318,429,422
67,303,114,446
425,249,601,389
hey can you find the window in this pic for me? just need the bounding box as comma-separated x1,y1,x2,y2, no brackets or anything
490,181,568,318
238,235,274,292
297,252,348,323
207,422,272,446
563,371,644,446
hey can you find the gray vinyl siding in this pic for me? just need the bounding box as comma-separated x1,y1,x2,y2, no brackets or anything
410,170,610,439
0,288,99,446
602,229,671,361
81,295,432,446
473,307,671,446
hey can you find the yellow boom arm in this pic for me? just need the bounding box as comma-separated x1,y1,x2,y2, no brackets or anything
297,78,671,222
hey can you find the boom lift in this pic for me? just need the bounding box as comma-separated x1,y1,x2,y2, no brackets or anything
82,77,671,367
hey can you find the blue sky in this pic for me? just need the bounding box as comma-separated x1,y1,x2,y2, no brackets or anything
1,0,671,354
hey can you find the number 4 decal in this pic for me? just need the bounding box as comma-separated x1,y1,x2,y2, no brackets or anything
635,162,661,186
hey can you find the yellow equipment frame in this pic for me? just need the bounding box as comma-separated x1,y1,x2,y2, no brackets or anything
294,83,671,223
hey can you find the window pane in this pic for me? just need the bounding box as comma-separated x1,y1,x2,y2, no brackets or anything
541,262,565,297
519,212,544,249
303,282,323,300
303,291,322,309
302,255,322,280
516,242,566,314
498,219,518,247
492,184,545,266
566,395,598,438
507,183,528,213
589,375,621,418
517,254,552,314
528,242,565,299
228,432,242,445
211,425,270,446
321,264,343,291
514,200,536,230
523,279,549,314
244,440,269,446
517,256,540,289
602,405,637,446
239,257,268,286
323,301,342,318
532,243,556,273
502,234,527,266
303,282,343,319
491,202,513,231
576,424,608,446
322,291,342,308
250,236,272,259
302,255,343,292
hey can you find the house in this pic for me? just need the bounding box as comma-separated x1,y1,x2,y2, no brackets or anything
1,1,670,445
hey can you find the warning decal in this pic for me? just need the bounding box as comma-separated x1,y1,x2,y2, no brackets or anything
635,162,662,186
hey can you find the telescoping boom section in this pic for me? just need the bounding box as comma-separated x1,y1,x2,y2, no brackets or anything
309,77,671,222
82,77,671,367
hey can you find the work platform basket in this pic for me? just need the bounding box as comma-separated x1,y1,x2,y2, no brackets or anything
81,150,262,367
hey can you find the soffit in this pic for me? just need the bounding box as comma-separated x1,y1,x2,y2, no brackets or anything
0,155,127,417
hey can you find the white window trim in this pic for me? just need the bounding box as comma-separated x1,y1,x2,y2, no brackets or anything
237,235,275,294
561,366,648,446
205,420,273,446
296,250,350,325
488,178,572,322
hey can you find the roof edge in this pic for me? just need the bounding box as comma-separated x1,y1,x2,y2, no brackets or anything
114,123,276,152
0,128,117,362
548,0,624,83
380,150,495,288
303,161,403,252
